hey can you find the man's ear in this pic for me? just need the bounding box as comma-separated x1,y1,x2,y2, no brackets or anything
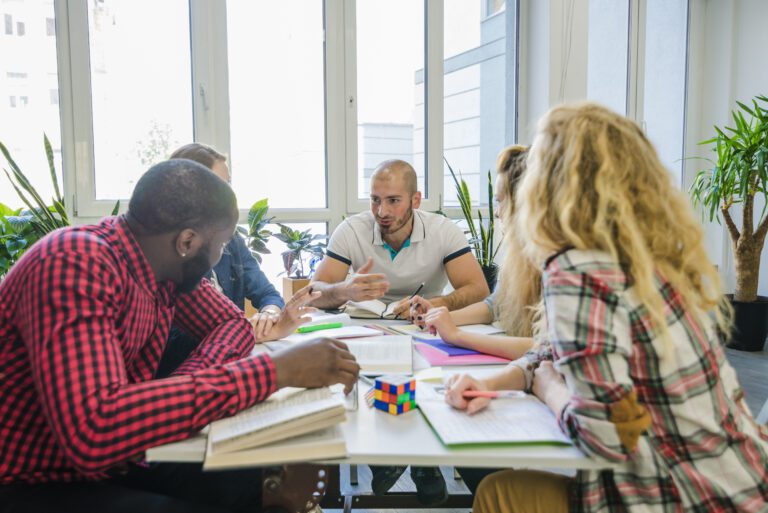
174,228,203,258
412,191,422,209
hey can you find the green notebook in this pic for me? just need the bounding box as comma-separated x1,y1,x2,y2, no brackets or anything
416,384,572,448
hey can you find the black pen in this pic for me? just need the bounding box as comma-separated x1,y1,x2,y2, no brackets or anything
409,282,425,299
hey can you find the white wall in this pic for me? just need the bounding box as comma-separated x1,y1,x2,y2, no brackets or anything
685,0,768,296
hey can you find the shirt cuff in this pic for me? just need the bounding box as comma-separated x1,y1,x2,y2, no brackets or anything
225,353,278,410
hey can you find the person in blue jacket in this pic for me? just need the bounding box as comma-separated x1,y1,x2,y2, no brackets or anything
156,143,287,377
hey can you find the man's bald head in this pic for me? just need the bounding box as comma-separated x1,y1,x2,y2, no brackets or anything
370,159,418,195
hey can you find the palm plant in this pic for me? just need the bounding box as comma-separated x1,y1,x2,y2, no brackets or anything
445,158,498,284
272,224,327,279
690,95,768,303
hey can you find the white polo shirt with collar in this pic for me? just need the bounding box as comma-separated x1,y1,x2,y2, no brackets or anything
325,210,471,303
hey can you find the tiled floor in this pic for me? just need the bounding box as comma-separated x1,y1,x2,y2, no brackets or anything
326,346,768,513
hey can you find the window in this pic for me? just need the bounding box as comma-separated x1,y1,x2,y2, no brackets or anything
4,14,11,35
9,95,16,108
642,0,689,182
87,0,193,200
443,0,512,207
586,0,630,114
226,0,326,210
256,222,328,291
49,88,58,105
46,17,54,36
355,0,424,199
19,95,28,107
16,21,24,36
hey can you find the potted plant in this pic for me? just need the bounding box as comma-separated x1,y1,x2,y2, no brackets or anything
445,158,499,290
690,94,768,351
272,223,327,300
245,198,274,264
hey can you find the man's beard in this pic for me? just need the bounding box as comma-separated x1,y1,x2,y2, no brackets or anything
378,207,413,235
177,244,212,294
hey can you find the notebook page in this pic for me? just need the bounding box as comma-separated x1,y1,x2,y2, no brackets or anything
417,384,571,446
344,335,413,374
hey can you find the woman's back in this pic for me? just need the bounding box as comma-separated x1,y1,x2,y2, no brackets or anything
545,248,768,513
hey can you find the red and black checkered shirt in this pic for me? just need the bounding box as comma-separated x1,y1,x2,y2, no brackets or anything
0,216,276,484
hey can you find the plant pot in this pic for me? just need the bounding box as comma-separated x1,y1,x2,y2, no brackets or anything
727,295,768,352
282,277,310,302
481,264,499,292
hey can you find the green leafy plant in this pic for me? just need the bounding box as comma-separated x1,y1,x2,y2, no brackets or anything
245,198,274,264
445,158,498,269
690,95,768,302
272,224,327,279
0,135,121,279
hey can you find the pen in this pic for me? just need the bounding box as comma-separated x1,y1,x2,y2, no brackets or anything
462,390,527,399
296,322,343,334
409,282,425,299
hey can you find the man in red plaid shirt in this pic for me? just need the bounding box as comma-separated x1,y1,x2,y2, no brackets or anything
0,159,359,512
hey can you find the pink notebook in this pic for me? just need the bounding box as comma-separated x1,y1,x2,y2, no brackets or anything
414,342,510,366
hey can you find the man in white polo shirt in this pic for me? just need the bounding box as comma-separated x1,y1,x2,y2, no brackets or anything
310,159,489,319
311,159,489,505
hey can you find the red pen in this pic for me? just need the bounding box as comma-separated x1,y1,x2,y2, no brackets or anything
462,390,526,399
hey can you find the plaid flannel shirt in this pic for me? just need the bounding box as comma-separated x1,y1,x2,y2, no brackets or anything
0,216,276,484
540,248,768,513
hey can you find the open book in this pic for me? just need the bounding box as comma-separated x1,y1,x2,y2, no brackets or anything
416,384,571,447
206,387,346,457
342,300,401,319
204,425,346,470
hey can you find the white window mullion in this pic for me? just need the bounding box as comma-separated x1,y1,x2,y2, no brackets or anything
343,0,366,215
189,0,230,157
422,0,443,211
325,0,348,232
57,0,99,220
626,0,645,124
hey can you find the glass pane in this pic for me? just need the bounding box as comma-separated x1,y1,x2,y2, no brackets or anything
643,0,688,182
227,1,326,209
0,0,62,208
245,222,327,292
587,0,629,114
357,0,424,199
88,0,193,200
443,0,510,207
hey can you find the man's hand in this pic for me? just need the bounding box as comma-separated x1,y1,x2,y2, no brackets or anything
444,373,491,415
343,257,389,302
250,310,280,340
271,338,360,394
423,307,461,342
258,285,321,342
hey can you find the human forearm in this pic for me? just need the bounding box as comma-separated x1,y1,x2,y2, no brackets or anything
449,301,494,325
451,333,533,360
429,282,489,311
308,280,349,308
482,365,527,391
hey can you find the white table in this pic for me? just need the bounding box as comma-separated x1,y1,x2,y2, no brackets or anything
148,342,604,471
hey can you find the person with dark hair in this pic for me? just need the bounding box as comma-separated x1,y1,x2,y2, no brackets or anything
156,144,286,377
0,159,360,512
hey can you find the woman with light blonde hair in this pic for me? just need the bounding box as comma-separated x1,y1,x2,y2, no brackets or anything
410,144,538,361
447,102,768,513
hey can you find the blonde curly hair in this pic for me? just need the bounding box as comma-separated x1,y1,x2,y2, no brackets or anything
515,102,730,349
492,145,542,337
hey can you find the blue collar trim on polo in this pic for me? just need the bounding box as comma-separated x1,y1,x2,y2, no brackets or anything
382,238,411,260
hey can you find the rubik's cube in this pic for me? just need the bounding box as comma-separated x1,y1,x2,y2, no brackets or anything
373,375,416,415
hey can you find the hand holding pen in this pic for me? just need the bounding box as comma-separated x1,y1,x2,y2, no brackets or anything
391,282,425,321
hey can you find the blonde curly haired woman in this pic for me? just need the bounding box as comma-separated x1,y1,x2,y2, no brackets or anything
446,103,768,513
411,145,539,361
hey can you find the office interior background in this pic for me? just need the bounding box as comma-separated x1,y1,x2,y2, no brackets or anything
1,0,767,296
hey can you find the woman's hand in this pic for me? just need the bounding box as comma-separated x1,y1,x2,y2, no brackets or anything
532,361,570,415
250,310,281,340
257,286,321,342
423,307,461,342
410,296,434,327
444,373,491,415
